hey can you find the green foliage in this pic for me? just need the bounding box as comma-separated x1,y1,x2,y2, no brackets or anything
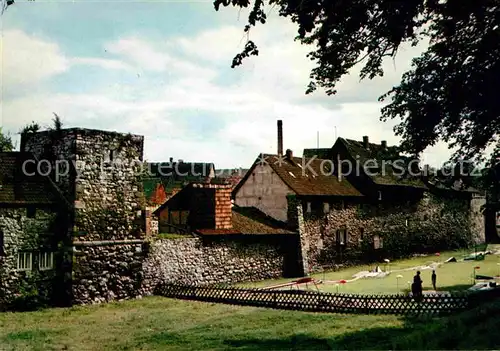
214,0,499,162
8,277,51,312
19,121,41,135
0,127,14,152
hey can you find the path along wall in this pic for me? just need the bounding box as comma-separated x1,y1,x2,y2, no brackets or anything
141,234,301,294
293,192,486,274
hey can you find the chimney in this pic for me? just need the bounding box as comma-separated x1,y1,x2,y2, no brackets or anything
363,136,369,149
189,183,233,230
214,184,233,230
277,120,283,156
381,140,387,150
285,149,293,160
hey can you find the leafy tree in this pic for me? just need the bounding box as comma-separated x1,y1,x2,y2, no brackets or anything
0,127,14,152
214,0,499,163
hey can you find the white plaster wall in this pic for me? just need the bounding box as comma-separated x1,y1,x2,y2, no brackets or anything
234,164,294,222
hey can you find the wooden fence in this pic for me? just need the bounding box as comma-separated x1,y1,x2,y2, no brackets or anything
155,283,500,316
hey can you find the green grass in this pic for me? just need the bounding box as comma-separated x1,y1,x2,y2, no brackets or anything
239,249,500,294
1,295,500,350
1,247,500,350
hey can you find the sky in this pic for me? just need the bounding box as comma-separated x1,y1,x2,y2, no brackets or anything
0,0,456,169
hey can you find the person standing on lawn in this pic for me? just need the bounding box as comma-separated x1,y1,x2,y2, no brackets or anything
412,271,423,301
431,270,437,290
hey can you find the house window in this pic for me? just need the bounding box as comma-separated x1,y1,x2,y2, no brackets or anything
39,252,54,271
336,228,347,245
27,207,36,218
359,228,364,242
323,202,330,214
17,252,32,271
306,202,312,213
378,191,382,201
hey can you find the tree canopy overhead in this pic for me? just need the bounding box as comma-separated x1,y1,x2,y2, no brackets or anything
214,0,499,164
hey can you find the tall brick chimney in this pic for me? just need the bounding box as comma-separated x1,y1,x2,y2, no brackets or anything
190,183,233,230
381,140,387,150
277,120,283,156
214,184,233,230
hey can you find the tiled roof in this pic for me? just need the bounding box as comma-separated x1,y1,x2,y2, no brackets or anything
231,206,295,234
303,148,332,159
261,154,363,197
0,152,59,204
195,206,295,235
339,138,427,188
215,168,249,178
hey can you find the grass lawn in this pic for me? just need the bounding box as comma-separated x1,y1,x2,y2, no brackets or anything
2,295,500,350
238,248,500,294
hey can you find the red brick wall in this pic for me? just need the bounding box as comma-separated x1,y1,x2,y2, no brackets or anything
189,183,232,230
215,186,233,229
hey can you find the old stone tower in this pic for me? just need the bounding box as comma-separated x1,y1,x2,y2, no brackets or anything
21,128,146,304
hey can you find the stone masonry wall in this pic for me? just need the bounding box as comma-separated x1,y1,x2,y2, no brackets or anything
0,207,60,309
70,130,146,304
141,236,288,293
71,242,145,304
470,194,487,244
295,193,483,274
23,128,147,305
73,130,145,241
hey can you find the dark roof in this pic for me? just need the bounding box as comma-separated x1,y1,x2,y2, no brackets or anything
231,206,295,234
147,162,214,178
337,138,427,188
0,152,60,204
303,148,332,159
215,168,249,178
195,206,295,235
233,153,363,197
25,127,144,139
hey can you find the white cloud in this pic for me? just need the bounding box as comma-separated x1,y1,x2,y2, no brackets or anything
0,30,70,89
70,57,134,71
2,20,455,169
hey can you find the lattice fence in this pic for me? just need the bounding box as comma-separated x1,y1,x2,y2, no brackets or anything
154,283,500,316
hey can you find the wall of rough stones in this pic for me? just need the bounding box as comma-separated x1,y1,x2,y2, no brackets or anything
0,207,60,309
294,193,485,274
22,128,147,305
141,235,292,293
470,194,487,243
71,241,146,304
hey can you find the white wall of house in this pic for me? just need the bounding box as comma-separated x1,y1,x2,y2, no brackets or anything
234,163,294,222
